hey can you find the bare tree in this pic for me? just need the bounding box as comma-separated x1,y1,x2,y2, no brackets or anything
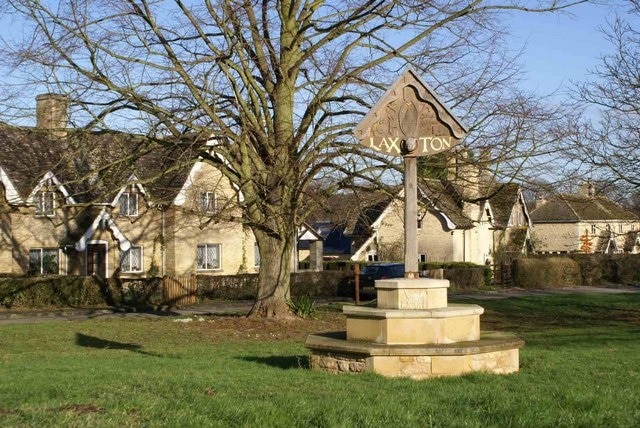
568,1,640,196
0,0,587,317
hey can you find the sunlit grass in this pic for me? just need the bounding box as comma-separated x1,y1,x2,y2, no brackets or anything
1,294,639,427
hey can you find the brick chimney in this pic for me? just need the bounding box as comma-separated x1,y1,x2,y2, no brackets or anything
36,93,69,136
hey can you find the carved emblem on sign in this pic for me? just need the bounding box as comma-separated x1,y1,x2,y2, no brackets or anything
354,69,467,157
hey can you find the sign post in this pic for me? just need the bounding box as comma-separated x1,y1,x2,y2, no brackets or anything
354,68,467,278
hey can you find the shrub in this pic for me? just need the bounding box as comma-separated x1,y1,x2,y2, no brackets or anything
513,257,581,289
563,253,640,286
420,262,491,289
287,295,316,318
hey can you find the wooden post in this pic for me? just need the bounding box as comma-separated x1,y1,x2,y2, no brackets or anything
354,263,360,305
404,142,419,278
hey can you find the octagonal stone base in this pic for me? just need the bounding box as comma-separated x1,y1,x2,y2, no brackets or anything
306,331,524,379
344,304,483,345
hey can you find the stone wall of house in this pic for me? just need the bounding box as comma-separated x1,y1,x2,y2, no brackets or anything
167,163,257,276
467,218,493,264
7,197,87,274
370,200,459,263
533,220,640,254
418,210,456,262
0,197,12,274
108,198,164,278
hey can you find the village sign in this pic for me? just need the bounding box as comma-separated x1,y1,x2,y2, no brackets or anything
354,68,468,276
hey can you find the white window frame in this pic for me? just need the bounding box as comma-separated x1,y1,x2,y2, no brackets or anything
197,243,222,271
29,248,59,275
35,191,56,217
119,192,139,216
120,246,144,273
199,191,217,214
419,253,428,263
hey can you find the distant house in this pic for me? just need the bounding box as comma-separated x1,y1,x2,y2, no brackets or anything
487,183,532,261
295,223,324,270
310,178,531,266
529,184,640,254
0,94,260,278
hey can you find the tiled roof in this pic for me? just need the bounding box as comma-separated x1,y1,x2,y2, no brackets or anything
309,179,477,239
0,124,199,205
308,190,396,237
486,183,521,227
530,194,638,223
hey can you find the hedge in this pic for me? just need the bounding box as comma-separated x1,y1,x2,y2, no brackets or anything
567,254,640,286
509,254,640,288
0,271,353,309
196,271,352,300
512,258,581,289
0,276,163,309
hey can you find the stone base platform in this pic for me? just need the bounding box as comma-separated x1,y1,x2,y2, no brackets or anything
345,303,483,345
305,331,524,379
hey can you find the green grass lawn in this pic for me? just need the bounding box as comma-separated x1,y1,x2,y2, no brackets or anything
1,293,640,427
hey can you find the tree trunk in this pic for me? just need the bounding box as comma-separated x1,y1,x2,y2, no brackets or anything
248,228,295,318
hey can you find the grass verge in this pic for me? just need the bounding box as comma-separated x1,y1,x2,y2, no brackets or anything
1,293,639,427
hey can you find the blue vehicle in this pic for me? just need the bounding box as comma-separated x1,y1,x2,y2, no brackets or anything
359,262,405,288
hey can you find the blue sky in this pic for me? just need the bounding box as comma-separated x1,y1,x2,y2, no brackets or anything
0,2,631,113
506,1,630,96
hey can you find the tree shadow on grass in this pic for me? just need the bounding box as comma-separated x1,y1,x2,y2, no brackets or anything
75,333,165,357
239,355,310,370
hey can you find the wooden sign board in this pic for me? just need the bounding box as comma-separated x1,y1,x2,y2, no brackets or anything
354,68,467,157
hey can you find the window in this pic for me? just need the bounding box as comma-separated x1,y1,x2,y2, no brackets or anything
254,242,260,267
199,191,217,214
619,224,623,234
35,191,55,216
417,219,423,229
419,254,428,263
197,244,221,270
606,224,611,232
120,246,143,273
591,224,596,235
29,248,59,275
119,192,138,216
367,253,379,262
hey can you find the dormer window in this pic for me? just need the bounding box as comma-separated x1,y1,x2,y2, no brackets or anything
35,191,55,217
119,192,138,216
199,191,217,214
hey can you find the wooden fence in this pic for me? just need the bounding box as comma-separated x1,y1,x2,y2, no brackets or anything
162,275,197,306
492,262,513,286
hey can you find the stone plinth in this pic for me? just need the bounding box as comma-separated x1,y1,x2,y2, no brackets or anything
305,277,524,379
376,278,448,310
306,331,524,379
345,304,483,345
